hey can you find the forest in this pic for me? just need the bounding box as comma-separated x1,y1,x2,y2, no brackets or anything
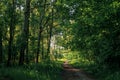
0,0,120,80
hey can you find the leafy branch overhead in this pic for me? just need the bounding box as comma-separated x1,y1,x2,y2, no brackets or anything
0,0,120,80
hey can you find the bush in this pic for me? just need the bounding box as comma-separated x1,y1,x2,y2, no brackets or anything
0,61,63,80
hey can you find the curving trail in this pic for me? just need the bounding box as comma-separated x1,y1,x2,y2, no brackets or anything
62,61,95,80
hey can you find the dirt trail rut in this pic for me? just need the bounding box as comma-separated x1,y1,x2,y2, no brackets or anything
62,61,95,80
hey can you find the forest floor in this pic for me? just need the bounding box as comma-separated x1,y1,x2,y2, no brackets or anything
62,61,95,80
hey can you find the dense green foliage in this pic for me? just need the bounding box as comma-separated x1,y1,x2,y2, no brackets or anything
0,0,120,80
0,61,63,80
61,1,120,80
63,0,120,68
63,51,120,80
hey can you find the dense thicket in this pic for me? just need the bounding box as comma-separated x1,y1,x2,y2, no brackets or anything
0,0,120,70
0,1,120,80
0,0,63,66
62,0,120,68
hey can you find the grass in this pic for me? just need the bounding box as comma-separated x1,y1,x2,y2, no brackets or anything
0,61,63,80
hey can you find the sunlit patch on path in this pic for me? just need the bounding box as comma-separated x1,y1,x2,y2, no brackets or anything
62,61,95,80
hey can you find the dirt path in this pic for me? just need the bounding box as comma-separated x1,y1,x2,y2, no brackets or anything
62,61,95,80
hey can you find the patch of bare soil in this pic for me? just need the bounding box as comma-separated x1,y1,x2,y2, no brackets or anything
62,61,95,80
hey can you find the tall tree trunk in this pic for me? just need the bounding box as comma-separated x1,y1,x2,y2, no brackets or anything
7,0,15,66
19,0,31,65
0,28,3,64
41,35,44,60
47,5,54,59
36,26,42,63
36,0,46,63
36,13,43,63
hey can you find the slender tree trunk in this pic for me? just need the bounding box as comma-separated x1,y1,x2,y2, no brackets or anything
36,26,42,63
41,35,44,60
36,0,46,63
0,28,3,64
7,0,15,66
31,25,36,62
25,0,31,64
47,5,54,59
26,35,29,64
36,13,43,63
19,0,31,65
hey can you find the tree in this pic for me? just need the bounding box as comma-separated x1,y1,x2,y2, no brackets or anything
19,0,31,65
47,4,54,60
0,25,3,64
61,0,120,68
36,0,47,63
7,0,16,66
0,2,4,64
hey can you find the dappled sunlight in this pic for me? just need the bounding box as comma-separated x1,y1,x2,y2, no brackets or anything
0,0,120,80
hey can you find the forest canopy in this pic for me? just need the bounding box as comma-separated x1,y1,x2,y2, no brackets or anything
0,0,120,80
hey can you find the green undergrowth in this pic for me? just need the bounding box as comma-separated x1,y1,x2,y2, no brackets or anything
0,61,63,80
70,59,120,80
